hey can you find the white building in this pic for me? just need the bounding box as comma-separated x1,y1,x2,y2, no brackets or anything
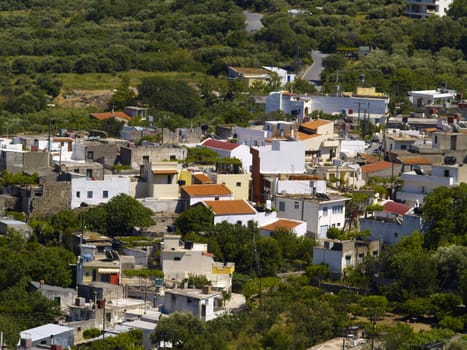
158,287,224,321
265,89,390,123
260,218,307,237
179,184,234,211
235,121,297,147
161,235,234,291
408,88,457,106
407,0,453,18
71,175,131,208
255,139,305,174
202,199,257,226
397,160,467,205
274,193,349,238
265,91,312,121
262,66,296,86
313,239,381,277
199,138,252,174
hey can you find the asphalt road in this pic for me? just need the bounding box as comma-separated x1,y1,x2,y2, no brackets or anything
302,50,329,88
243,11,263,33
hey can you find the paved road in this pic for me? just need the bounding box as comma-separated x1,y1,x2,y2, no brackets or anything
243,10,263,32
302,50,329,88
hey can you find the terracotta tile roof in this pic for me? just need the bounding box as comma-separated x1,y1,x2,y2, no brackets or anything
90,112,132,121
182,184,232,197
361,161,393,174
384,201,411,215
359,153,379,163
261,219,301,231
297,131,321,141
201,139,240,151
153,169,178,175
52,137,73,143
193,173,214,184
300,119,331,131
424,127,439,133
203,199,256,215
399,156,432,165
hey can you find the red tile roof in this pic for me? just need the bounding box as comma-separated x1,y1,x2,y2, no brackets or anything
361,161,393,174
384,201,411,215
153,169,178,175
297,131,321,141
201,139,240,151
182,184,232,197
261,219,301,231
193,173,214,184
203,199,256,215
399,156,432,165
300,119,331,131
90,112,132,121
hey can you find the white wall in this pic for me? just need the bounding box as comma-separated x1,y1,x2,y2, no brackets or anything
312,247,343,274
235,127,269,147
275,196,347,236
71,175,131,208
213,213,256,226
259,140,305,174
275,179,327,196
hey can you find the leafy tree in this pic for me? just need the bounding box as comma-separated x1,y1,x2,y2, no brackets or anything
256,237,282,276
78,329,144,350
174,204,213,235
108,76,136,110
306,264,329,287
422,184,467,249
88,194,154,236
138,77,202,119
432,245,467,301
151,312,207,350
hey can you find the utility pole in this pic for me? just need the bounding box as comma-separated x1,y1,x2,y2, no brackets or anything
354,102,362,135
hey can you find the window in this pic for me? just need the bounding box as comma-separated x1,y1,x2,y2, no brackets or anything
74,168,80,173
372,250,378,257
87,191,93,199
86,169,93,178
103,190,109,199
294,201,300,209
187,297,192,304
345,255,352,265
444,170,449,177
236,182,241,187
170,155,176,161
87,151,94,160
322,207,328,216
279,201,285,211
332,206,343,214
174,257,181,261
337,223,341,227
143,155,149,162
394,232,399,238
76,191,80,198
401,144,407,150
434,136,438,144
358,253,364,263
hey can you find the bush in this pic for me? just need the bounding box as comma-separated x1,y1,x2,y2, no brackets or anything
83,328,102,339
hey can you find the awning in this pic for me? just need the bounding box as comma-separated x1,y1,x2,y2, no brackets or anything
153,169,178,175
98,268,120,274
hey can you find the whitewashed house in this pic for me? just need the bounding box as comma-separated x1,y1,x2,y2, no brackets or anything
158,287,224,321
71,175,131,208
274,192,349,238
161,235,234,291
199,138,252,173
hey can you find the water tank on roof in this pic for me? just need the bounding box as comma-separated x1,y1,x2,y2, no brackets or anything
184,241,193,250
444,155,456,165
